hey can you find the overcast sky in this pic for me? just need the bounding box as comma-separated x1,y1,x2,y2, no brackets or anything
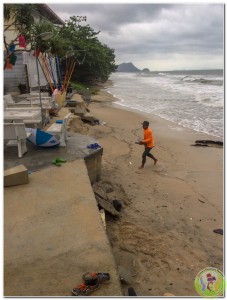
48,2,224,71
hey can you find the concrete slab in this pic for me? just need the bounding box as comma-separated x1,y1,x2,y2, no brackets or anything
4,164,29,187
73,108,86,117
71,94,83,102
4,132,101,171
4,160,122,296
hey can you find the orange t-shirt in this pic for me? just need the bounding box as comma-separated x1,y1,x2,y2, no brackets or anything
142,128,155,148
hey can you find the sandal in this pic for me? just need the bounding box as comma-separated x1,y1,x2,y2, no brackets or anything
52,160,62,166
82,272,110,284
87,143,101,149
52,157,67,166
72,279,100,296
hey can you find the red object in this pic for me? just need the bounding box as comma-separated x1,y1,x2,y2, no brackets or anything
33,48,41,57
6,58,13,70
18,34,26,48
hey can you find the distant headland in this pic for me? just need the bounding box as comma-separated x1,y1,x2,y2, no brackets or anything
117,62,150,73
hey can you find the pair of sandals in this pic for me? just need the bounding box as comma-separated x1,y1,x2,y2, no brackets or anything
72,272,110,296
52,157,67,166
87,143,101,149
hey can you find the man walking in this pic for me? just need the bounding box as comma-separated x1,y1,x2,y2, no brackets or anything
138,121,157,169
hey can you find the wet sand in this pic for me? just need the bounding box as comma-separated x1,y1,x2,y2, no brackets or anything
74,85,223,296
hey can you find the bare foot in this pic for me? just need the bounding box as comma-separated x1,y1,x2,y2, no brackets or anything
154,159,158,165
138,165,144,169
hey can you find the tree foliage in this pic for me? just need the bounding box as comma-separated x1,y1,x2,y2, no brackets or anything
56,16,117,82
4,4,117,82
4,4,54,58
4,4,35,34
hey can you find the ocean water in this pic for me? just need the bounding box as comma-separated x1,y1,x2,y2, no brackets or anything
107,70,224,138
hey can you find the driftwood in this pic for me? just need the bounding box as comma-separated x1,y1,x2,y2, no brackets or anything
195,140,223,146
191,140,223,147
94,191,120,217
191,144,209,147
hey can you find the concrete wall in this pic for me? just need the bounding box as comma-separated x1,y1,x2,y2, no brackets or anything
84,148,103,184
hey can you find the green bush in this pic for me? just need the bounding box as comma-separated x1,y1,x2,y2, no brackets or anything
70,81,89,94
70,81,99,95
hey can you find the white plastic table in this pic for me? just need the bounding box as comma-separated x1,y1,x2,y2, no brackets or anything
4,108,42,126
19,99,52,109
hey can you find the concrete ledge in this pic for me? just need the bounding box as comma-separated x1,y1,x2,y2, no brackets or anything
4,164,29,187
4,133,103,182
84,147,103,184
4,160,122,296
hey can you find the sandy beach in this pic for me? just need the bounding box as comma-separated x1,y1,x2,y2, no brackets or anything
74,84,223,296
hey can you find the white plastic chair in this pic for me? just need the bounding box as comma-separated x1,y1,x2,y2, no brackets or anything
46,113,71,146
4,123,31,158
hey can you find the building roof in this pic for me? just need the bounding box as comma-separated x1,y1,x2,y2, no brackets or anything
37,4,65,25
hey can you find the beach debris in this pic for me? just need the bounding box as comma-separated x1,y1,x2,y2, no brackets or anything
99,209,106,229
92,180,126,214
191,143,209,147
189,218,193,220
213,229,224,235
129,162,132,165
93,119,100,125
195,140,223,146
198,199,205,203
191,140,223,147
113,200,122,212
94,191,119,217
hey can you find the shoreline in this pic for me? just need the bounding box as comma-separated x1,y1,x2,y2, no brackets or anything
92,80,224,141
92,84,223,141
83,86,223,296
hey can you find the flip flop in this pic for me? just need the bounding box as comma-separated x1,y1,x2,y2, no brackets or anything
52,159,62,166
55,157,67,163
82,272,110,284
52,157,67,165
